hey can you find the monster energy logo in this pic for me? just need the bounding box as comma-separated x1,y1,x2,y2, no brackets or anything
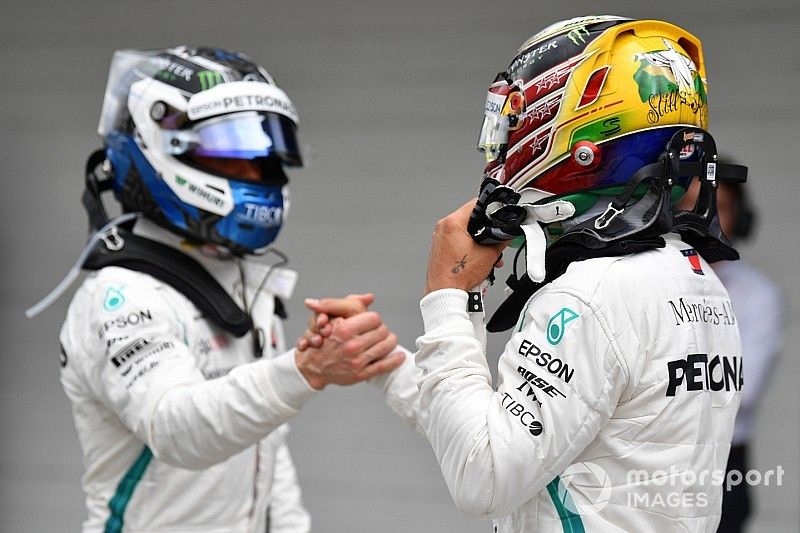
198,70,224,91
567,26,590,45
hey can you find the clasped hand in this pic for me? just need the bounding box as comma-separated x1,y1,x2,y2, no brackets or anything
294,294,404,390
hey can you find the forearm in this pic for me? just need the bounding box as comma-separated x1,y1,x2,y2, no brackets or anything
369,344,426,434
416,290,506,516
416,289,618,518
148,351,316,469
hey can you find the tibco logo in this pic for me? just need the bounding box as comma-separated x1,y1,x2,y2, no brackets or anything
241,203,283,227
500,393,543,436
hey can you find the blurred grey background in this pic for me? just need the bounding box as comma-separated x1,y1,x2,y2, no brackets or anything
1,1,798,531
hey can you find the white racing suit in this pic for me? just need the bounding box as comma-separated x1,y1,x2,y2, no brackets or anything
59,220,421,533
416,234,742,532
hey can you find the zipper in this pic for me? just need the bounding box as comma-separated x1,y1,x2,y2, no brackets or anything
248,441,261,525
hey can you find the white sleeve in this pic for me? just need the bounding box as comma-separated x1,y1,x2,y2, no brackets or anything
74,274,317,470
415,288,629,518
369,345,426,434
369,289,487,434
269,443,312,533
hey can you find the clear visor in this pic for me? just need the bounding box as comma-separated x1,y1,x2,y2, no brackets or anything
164,111,302,166
477,111,510,162
477,76,512,162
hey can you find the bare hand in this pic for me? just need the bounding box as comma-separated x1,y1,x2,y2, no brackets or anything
294,311,404,390
296,294,374,351
425,199,508,294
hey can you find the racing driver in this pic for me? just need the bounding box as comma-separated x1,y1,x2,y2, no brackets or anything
308,16,746,532
49,47,420,533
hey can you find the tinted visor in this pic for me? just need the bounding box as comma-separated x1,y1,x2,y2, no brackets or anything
183,155,289,185
166,111,302,167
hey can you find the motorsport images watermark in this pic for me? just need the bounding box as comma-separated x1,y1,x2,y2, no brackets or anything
554,462,785,515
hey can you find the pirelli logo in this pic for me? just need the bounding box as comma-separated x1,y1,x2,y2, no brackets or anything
111,338,151,367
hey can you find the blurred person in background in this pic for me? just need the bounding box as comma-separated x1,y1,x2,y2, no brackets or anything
679,170,786,533
43,46,422,533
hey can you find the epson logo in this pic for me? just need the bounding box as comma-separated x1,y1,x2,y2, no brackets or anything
517,339,575,383
485,100,503,113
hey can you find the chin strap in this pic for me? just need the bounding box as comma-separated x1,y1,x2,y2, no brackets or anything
518,202,576,282
472,127,748,331
468,178,575,282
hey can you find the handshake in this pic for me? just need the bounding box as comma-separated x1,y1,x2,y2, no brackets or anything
293,294,405,390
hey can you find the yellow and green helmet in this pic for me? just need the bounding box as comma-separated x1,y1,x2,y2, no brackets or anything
478,16,709,211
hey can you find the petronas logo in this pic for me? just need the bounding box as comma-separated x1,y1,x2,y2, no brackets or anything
103,286,125,311
198,70,224,91
547,307,579,345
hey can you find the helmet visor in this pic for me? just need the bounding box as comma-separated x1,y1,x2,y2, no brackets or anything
478,110,510,162
477,73,513,162
165,111,302,166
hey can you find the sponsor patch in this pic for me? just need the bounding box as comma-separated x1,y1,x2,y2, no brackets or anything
546,307,579,345
501,392,544,436
667,297,736,327
666,354,743,397
97,309,154,339
518,339,575,383
516,365,567,398
681,248,704,275
103,286,125,311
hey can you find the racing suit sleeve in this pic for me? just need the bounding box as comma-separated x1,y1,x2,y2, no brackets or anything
70,270,317,470
369,345,426,434
415,288,630,518
269,443,312,533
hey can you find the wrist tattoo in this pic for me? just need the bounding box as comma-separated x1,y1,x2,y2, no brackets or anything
451,255,468,274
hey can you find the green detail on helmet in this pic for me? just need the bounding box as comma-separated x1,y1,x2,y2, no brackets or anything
570,116,624,145
154,70,178,82
511,183,688,247
694,74,707,104
633,68,678,103
557,183,687,218
198,70,224,91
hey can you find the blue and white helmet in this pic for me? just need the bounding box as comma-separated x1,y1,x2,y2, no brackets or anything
98,46,301,254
